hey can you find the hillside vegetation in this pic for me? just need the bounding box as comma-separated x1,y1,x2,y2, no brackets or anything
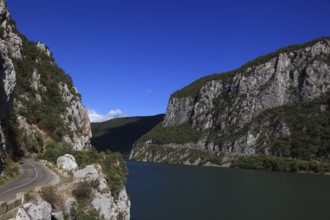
172,37,330,98
91,114,164,154
131,37,330,174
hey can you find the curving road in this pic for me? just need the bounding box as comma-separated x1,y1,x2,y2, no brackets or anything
0,158,59,202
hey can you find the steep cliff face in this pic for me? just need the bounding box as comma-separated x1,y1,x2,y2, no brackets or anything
131,37,330,166
0,0,91,172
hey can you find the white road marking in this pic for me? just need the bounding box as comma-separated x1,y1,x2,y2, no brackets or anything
0,160,39,195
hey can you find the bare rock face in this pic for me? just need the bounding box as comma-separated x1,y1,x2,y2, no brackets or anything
36,42,51,57
92,189,130,220
0,0,19,172
13,208,31,220
73,164,131,220
163,97,194,126
57,154,78,173
14,198,52,220
131,38,330,164
12,198,64,220
59,82,92,150
73,164,108,191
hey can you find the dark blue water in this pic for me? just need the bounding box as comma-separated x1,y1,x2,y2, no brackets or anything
125,160,330,220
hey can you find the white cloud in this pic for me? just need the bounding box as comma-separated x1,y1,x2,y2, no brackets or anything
88,109,125,123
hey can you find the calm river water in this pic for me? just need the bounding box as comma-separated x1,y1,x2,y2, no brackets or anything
125,160,330,220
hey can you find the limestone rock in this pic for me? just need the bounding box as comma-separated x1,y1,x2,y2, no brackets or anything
0,0,93,175
13,198,52,220
92,189,130,220
64,197,76,219
36,42,51,57
51,211,64,220
59,82,92,150
163,97,194,126
14,208,31,220
73,164,108,191
13,198,64,220
57,154,78,173
73,164,131,220
131,38,330,165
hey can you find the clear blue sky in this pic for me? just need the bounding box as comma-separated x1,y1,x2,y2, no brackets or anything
7,0,330,121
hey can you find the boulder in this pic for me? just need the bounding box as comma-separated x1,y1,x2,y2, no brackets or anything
57,154,78,173
14,208,31,220
13,198,52,220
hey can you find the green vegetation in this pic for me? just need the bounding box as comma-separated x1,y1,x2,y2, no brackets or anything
70,202,102,220
232,156,330,174
250,92,330,161
137,123,203,145
39,145,128,196
39,142,73,164
132,145,222,165
0,160,19,185
172,37,330,98
40,186,64,211
72,181,93,207
135,91,330,172
91,114,164,154
12,33,79,143
5,109,24,159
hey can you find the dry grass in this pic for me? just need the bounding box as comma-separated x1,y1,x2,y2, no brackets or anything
40,186,65,211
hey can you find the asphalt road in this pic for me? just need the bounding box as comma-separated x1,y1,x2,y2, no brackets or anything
0,158,59,202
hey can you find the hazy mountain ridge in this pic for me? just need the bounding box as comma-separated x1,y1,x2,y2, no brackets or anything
130,37,330,171
91,114,164,154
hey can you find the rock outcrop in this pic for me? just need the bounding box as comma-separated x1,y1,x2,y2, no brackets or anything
73,164,131,220
0,0,18,171
0,0,92,174
13,198,55,220
131,37,330,165
11,154,130,220
56,154,78,173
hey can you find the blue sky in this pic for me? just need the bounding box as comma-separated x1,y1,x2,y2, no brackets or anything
7,0,330,122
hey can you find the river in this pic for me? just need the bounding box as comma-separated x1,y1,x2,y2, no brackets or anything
125,160,330,220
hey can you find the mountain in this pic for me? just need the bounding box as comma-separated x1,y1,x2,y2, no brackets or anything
0,2,132,219
130,37,330,172
91,114,164,154
0,0,91,173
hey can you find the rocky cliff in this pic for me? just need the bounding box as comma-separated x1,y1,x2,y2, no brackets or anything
131,37,330,168
0,0,91,173
10,154,130,220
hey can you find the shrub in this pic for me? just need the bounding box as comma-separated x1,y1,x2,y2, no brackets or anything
72,181,93,206
70,202,102,220
12,33,78,143
40,186,63,210
100,151,128,196
40,142,73,163
231,156,330,174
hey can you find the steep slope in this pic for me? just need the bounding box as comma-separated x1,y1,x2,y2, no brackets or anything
0,0,91,174
131,37,330,171
91,114,164,154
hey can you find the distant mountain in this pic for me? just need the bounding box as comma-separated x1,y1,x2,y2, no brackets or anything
130,37,330,173
91,114,164,154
